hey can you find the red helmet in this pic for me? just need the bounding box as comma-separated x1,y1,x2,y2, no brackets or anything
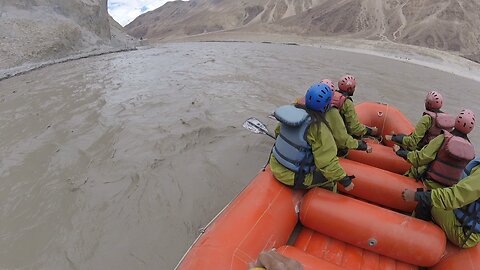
338,75,356,95
320,79,336,92
455,109,475,134
425,91,443,110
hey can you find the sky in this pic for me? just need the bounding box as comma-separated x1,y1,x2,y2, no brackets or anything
108,0,188,27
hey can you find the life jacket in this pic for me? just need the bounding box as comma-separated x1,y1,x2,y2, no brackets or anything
331,91,349,110
419,111,455,147
272,105,316,174
454,158,480,234
426,131,475,186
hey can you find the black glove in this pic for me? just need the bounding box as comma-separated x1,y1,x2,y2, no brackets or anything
392,134,405,144
395,149,409,159
414,190,433,221
337,148,349,157
415,190,432,206
357,140,368,151
365,127,373,136
338,175,355,187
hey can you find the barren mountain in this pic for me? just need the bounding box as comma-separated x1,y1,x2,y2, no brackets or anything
125,0,480,62
0,0,134,70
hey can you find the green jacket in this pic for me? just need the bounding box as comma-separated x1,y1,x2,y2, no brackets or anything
402,114,432,151
325,108,359,150
406,134,445,167
405,134,445,187
270,121,346,189
339,98,368,137
415,165,480,248
431,165,480,210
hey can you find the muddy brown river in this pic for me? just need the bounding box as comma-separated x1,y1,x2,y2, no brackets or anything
0,42,479,269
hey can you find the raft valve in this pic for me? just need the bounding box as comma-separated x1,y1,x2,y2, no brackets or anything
368,238,378,247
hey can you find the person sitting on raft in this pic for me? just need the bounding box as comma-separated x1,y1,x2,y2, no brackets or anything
402,157,480,248
386,91,455,150
269,83,355,191
295,79,371,157
321,78,372,156
394,109,476,188
333,75,378,140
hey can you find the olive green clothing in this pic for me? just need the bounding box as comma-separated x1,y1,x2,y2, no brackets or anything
405,134,445,186
325,108,359,150
430,165,480,247
270,121,346,190
405,165,427,182
339,98,368,137
431,166,480,212
402,115,432,151
406,134,445,167
405,167,445,190
431,208,480,248
424,179,447,190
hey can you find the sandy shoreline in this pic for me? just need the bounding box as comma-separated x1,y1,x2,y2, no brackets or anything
156,31,480,83
0,46,138,82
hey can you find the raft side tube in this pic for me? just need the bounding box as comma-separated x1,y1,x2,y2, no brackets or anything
339,158,422,212
178,167,300,269
347,138,412,174
355,102,415,147
430,242,480,270
300,188,446,267
293,228,417,270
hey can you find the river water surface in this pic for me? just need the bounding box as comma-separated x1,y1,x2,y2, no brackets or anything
0,42,479,269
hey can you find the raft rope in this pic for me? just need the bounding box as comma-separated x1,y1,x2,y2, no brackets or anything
378,103,390,143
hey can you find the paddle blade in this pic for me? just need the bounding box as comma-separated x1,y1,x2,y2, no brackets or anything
243,117,269,135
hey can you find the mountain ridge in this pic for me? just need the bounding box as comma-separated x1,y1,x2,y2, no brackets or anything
0,0,136,71
125,0,480,62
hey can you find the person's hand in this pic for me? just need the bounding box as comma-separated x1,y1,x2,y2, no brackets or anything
366,145,373,153
402,189,416,202
394,145,409,159
370,126,379,136
344,182,355,191
385,135,393,141
251,249,304,270
357,140,368,151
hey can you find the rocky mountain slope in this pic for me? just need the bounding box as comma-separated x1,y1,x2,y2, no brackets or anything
0,0,135,70
125,0,480,62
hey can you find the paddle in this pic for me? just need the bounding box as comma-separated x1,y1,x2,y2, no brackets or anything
243,117,373,153
242,117,276,140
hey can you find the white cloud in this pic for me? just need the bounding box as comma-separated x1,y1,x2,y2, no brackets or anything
108,0,189,27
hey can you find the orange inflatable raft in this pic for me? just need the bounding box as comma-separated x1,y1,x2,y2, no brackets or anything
338,158,422,212
176,102,477,269
347,102,414,174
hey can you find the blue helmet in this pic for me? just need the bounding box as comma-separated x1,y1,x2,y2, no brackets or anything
305,83,332,112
